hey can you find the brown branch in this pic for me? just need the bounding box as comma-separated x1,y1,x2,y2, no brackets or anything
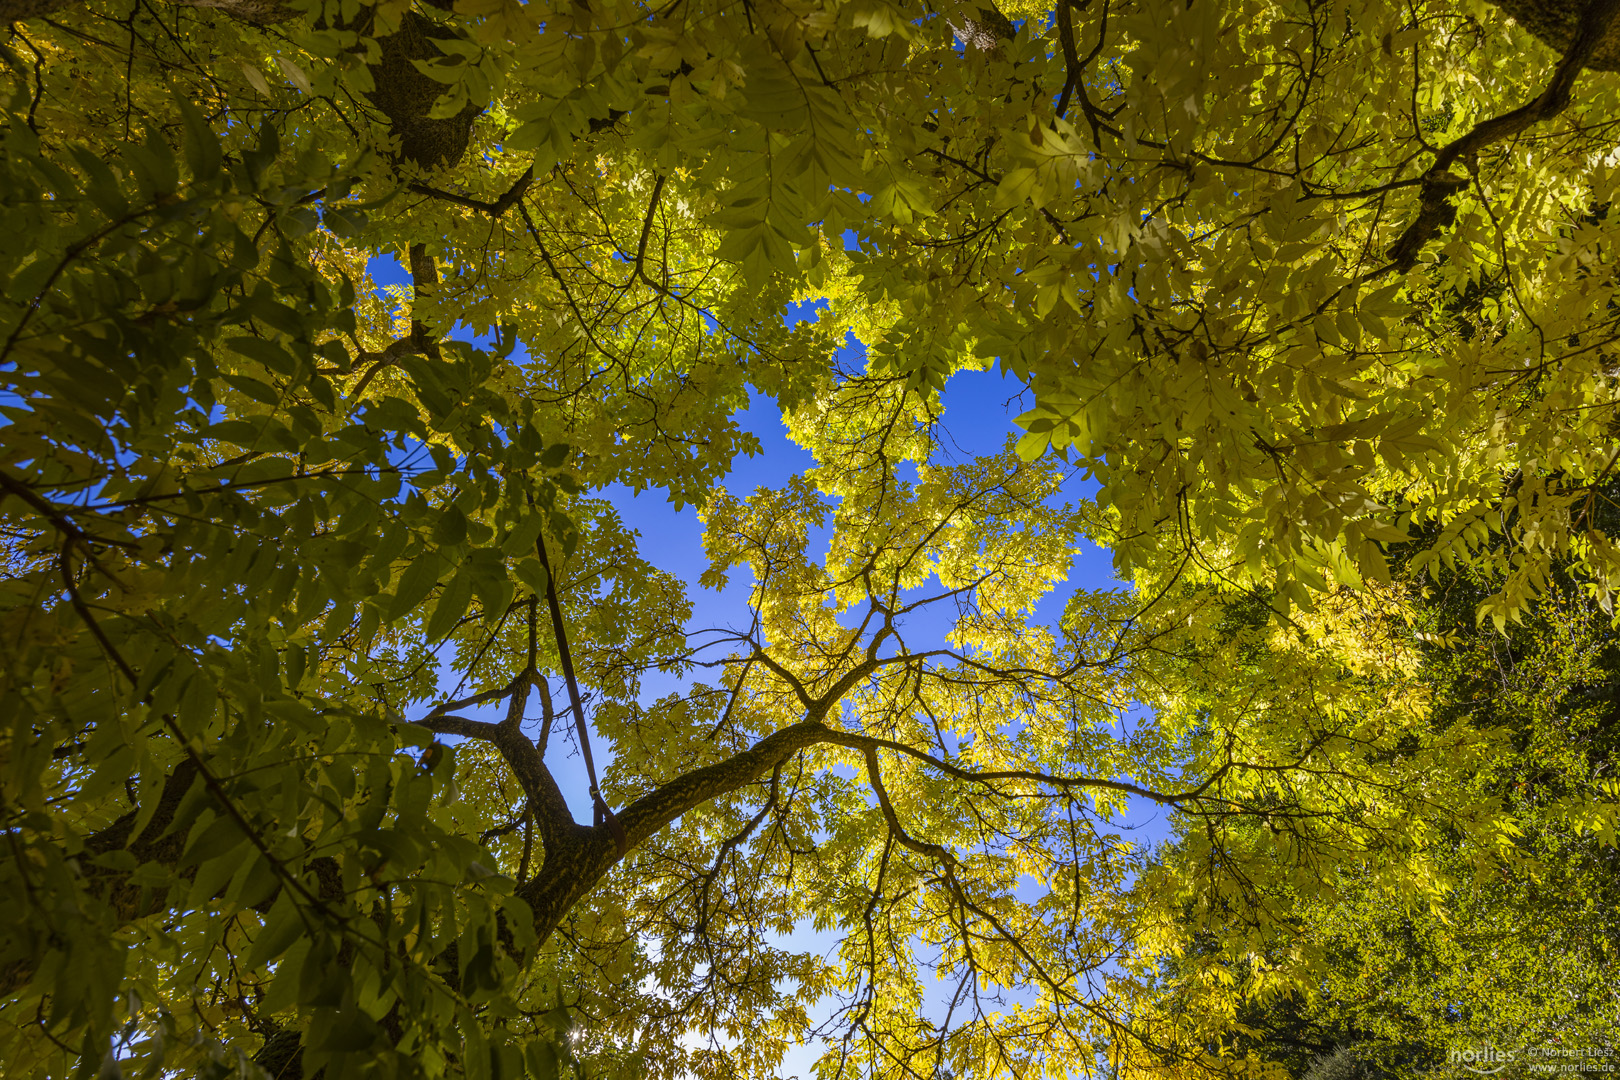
1386,0,1620,269
626,172,667,292
693,764,781,935
947,1,1016,52
0,0,78,20
410,165,535,218
613,720,837,851
0,471,138,561
1055,0,1083,121
414,713,500,740
507,669,1240,950
1063,0,1116,148
516,201,621,361
420,677,525,723
348,242,440,406
407,241,440,352
0,204,156,367
103,465,389,508
58,545,135,682
514,715,838,946
746,647,818,713
175,0,294,21
349,335,428,399
833,727,1232,807
64,594,350,936
535,671,557,755
863,747,957,867
413,705,578,856
479,803,533,846
349,245,441,403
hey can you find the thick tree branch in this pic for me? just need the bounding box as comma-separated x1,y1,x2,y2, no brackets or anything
1055,0,1083,120
511,682,1239,950
347,249,441,402
863,747,958,866
414,713,499,740
515,716,838,947
410,166,535,218
420,678,522,721
946,0,1016,52
1387,0,1620,269
625,172,667,291
412,688,578,858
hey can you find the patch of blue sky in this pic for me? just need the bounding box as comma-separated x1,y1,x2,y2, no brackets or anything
784,297,828,327
366,254,413,290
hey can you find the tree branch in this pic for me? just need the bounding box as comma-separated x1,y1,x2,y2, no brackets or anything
1055,0,1083,121
947,0,1016,52
411,681,578,856
862,746,957,866
410,166,535,218
1386,0,1620,269
529,508,626,852
625,172,667,292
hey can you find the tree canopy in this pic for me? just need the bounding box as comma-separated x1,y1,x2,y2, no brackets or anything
2,0,1619,1076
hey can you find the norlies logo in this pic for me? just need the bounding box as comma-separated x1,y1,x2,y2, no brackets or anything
1452,1045,1517,1074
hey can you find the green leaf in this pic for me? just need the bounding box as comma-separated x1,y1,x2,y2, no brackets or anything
425,565,474,642
310,1006,380,1052
389,552,445,620
247,891,305,970
528,1039,561,1080
220,372,283,406
512,556,548,597
181,813,245,868
177,95,222,180
433,504,469,547
226,335,300,378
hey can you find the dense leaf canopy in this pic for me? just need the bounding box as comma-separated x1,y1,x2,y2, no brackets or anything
2,0,1619,1076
